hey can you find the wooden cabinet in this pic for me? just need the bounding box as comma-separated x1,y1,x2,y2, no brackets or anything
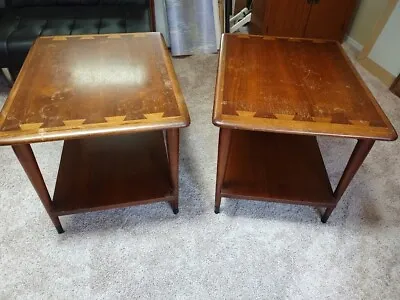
234,0,248,13
391,75,400,98
263,0,311,37
250,0,358,41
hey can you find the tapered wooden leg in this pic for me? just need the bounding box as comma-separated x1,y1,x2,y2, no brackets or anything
12,144,64,233
166,129,180,214
321,208,334,223
215,128,232,214
322,139,375,223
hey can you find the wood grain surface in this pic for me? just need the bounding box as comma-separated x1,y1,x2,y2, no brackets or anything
304,0,358,41
53,131,173,215
213,34,397,141
0,33,190,145
221,130,335,207
263,0,311,37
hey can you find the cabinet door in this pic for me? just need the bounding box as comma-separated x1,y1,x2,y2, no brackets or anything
234,0,248,13
391,75,400,98
304,0,358,41
249,0,269,35
264,0,312,37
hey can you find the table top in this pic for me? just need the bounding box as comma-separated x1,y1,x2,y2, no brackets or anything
213,34,397,141
0,33,190,145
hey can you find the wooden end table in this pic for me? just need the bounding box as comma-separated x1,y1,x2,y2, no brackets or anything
213,34,397,222
0,33,190,233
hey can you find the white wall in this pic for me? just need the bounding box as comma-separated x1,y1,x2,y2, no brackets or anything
368,1,400,76
213,0,222,49
155,0,170,46
348,0,389,47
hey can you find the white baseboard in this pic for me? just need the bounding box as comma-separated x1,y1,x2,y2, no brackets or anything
345,36,364,52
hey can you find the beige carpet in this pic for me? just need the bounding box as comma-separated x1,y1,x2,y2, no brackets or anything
0,45,399,299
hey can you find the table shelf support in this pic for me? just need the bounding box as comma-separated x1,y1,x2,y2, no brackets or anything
12,144,64,234
166,129,180,214
322,139,375,223
215,128,232,214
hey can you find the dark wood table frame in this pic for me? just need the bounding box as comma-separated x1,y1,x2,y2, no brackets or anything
0,33,190,233
12,129,180,234
213,34,397,222
215,128,375,222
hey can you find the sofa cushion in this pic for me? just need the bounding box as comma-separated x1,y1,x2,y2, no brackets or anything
0,4,151,70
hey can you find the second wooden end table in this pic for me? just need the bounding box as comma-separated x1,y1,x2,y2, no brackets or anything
213,34,397,222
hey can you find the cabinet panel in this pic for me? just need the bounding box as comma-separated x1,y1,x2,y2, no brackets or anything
304,0,358,41
234,0,248,13
265,0,312,37
249,0,269,35
391,75,400,98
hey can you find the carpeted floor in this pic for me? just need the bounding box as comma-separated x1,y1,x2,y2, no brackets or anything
0,45,399,299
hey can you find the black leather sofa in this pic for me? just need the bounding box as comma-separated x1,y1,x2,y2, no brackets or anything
0,0,155,79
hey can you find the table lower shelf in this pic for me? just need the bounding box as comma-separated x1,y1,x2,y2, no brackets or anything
52,132,173,216
221,130,336,207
